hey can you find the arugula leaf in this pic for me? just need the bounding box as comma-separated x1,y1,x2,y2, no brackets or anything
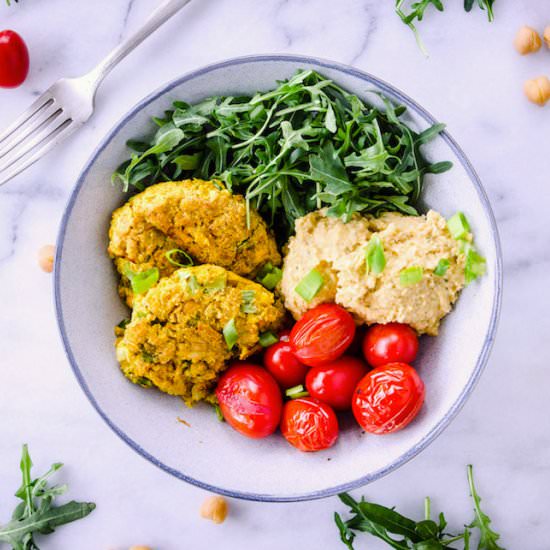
467,465,504,550
0,445,95,549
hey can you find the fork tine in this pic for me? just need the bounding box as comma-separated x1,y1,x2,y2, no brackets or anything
0,118,74,187
0,103,63,159
0,93,54,146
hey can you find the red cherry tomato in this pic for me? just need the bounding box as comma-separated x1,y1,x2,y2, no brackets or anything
280,397,338,452
0,30,29,88
278,329,291,343
215,362,282,439
362,323,418,368
264,340,309,389
305,356,368,410
352,362,425,434
290,304,356,367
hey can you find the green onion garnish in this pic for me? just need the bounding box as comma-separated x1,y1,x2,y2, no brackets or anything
447,212,471,240
465,247,487,284
285,385,309,399
365,235,386,275
117,318,130,330
178,271,200,295
214,403,224,422
257,262,282,290
165,248,194,267
204,273,227,293
434,258,450,277
259,331,279,347
295,268,324,302
124,265,159,294
400,266,424,286
241,290,257,314
223,318,239,350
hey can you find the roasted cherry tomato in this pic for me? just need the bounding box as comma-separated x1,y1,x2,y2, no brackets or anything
362,323,418,368
290,304,356,367
215,362,282,439
305,356,368,410
0,30,29,88
264,339,309,389
278,329,291,343
352,362,425,434
280,397,338,452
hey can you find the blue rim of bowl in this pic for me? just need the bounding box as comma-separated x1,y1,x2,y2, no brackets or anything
54,54,503,503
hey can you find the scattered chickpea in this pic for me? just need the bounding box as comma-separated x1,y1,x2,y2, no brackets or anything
514,25,542,55
200,495,228,524
38,244,55,273
524,76,550,106
544,26,550,49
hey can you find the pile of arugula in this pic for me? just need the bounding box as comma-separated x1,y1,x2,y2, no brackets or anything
113,70,451,242
335,465,503,550
0,445,95,550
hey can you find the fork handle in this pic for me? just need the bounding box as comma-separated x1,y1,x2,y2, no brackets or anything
86,0,193,88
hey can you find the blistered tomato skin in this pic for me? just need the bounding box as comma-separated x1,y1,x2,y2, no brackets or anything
305,356,368,410
290,304,356,367
280,397,339,452
264,340,309,389
215,362,282,439
352,362,425,434
0,30,30,88
362,323,419,368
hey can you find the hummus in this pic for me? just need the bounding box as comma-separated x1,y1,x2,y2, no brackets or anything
280,209,466,335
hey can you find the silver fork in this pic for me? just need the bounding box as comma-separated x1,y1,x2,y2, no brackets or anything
0,0,193,187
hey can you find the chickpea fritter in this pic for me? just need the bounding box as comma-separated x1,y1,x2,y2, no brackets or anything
109,179,281,306
115,265,284,406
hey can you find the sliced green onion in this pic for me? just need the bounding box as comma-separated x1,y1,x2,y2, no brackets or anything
137,376,153,388
165,248,194,267
365,235,386,275
141,350,155,363
241,290,257,314
447,212,471,240
124,265,159,294
285,384,309,399
204,273,227,293
214,403,224,422
117,318,130,330
259,331,279,347
223,318,239,350
257,262,283,290
178,271,200,295
295,268,324,302
400,266,424,286
465,247,487,284
434,258,450,277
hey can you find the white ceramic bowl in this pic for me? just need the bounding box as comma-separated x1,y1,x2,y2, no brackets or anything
55,55,502,502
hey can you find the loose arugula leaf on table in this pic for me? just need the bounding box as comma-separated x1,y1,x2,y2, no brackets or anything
335,466,502,550
466,465,504,550
0,445,95,550
113,70,450,243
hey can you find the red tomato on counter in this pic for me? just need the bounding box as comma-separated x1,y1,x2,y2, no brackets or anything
362,323,418,367
264,339,309,389
0,30,29,88
352,362,425,434
215,362,282,439
280,397,338,452
290,304,355,367
305,356,368,410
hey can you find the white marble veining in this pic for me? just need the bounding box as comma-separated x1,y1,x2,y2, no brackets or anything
0,1,549,548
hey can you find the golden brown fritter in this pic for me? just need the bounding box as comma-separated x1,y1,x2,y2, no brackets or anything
108,179,280,306
115,265,284,406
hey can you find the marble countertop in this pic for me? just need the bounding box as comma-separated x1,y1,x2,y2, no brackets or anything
1,1,549,548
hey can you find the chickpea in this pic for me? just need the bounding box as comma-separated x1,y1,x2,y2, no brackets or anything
544,26,550,49
38,244,55,273
200,495,228,524
514,25,542,55
524,76,550,106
